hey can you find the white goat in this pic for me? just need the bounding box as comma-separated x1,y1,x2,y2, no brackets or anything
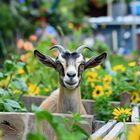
34,45,107,115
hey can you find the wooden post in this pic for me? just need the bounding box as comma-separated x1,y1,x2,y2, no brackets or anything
131,105,139,122
120,92,131,107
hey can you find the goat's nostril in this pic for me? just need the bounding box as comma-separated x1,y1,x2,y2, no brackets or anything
67,73,76,78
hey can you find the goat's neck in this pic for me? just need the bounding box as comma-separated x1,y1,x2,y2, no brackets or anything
57,85,82,114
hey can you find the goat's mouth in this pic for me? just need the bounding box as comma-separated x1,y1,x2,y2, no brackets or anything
63,80,79,89
65,81,77,86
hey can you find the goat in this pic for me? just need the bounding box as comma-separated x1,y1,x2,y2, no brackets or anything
34,45,107,115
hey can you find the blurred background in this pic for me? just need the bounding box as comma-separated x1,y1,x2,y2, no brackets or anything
0,0,140,59
0,0,140,97
0,0,140,117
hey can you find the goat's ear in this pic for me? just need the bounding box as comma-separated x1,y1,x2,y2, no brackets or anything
84,52,107,69
34,50,56,69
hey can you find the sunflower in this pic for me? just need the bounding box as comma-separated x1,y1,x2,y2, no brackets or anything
103,75,112,84
131,91,139,103
127,125,140,140
128,61,136,67
16,68,25,75
112,107,132,122
113,64,126,72
86,71,97,83
92,86,104,99
28,83,40,96
104,85,112,95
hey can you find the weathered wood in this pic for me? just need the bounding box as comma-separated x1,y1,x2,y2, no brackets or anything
131,105,139,122
21,96,96,114
102,122,124,140
126,122,140,127
92,120,106,132
21,96,120,115
21,96,45,111
0,113,93,140
91,122,140,140
91,120,117,140
120,92,131,107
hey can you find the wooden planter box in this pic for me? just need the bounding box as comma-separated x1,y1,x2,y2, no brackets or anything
21,96,120,131
0,95,123,140
0,96,95,140
0,112,93,140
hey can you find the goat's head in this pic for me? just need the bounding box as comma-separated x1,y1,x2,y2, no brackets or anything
34,45,107,90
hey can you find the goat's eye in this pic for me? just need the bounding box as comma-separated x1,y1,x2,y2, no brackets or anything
56,62,64,76
78,63,85,75
56,62,62,70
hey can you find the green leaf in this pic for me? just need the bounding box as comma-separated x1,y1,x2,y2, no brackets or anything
27,132,48,140
12,79,28,92
5,99,22,109
0,88,9,96
73,124,90,138
16,62,25,68
0,72,4,80
4,103,14,112
31,104,42,113
4,60,15,71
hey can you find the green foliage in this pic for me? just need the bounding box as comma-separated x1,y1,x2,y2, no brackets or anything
0,58,28,112
95,94,114,121
111,63,140,101
59,0,88,24
0,88,26,112
27,110,90,140
83,40,110,59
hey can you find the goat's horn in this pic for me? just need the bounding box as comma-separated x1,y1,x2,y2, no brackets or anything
50,45,66,53
76,45,93,53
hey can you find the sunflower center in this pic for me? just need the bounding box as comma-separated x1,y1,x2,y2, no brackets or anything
96,90,100,94
133,95,136,100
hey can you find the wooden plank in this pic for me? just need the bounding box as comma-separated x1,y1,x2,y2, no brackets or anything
21,96,120,115
126,122,140,128
131,105,139,122
91,120,117,140
102,122,124,140
21,96,45,111
92,120,106,132
0,112,93,140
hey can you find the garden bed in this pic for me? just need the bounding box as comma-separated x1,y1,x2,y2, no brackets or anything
0,96,138,140
0,95,120,140
22,95,123,132
0,112,93,140
21,95,121,131
0,95,95,140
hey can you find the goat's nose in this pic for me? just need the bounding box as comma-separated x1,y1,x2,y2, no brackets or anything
67,72,76,78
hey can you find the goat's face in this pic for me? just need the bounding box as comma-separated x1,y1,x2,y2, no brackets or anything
55,51,85,89
34,45,107,90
